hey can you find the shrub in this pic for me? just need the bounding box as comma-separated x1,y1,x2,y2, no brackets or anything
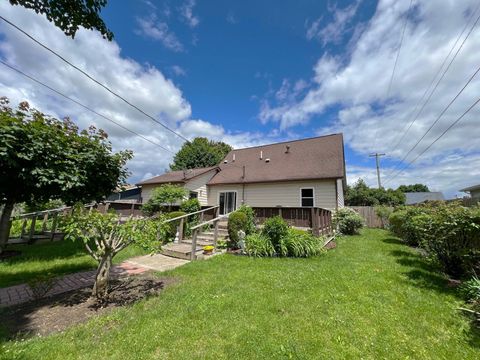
375,205,393,229
244,233,275,257
164,211,187,241
262,216,289,251
461,275,480,304
281,228,325,257
332,208,364,235
180,198,201,216
228,211,248,248
236,204,256,235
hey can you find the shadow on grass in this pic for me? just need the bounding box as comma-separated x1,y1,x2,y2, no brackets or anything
382,237,404,245
388,241,480,348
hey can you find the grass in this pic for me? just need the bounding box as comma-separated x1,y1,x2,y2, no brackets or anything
1,229,479,359
0,241,149,288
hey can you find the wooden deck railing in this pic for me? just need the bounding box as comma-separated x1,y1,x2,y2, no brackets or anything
189,211,229,260
252,206,333,236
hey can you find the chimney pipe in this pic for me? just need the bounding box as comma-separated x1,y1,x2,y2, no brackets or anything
285,145,290,153
233,153,235,162
260,150,263,160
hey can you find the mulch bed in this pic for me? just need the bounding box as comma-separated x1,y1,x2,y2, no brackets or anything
0,274,175,339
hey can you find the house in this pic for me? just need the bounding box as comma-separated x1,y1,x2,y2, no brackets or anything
137,134,346,214
460,184,480,201
137,166,219,206
405,192,445,205
107,185,141,202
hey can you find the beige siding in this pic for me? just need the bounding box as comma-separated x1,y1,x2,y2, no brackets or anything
140,184,159,203
185,171,216,206
207,180,338,210
336,179,345,209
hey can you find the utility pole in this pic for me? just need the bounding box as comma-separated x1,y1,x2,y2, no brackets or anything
369,153,386,189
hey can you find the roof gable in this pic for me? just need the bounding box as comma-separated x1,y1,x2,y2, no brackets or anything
208,134,345,185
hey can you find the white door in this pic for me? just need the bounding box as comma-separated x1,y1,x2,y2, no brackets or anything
219,191,237,215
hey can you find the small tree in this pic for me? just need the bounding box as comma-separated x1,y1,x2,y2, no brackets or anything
64,208,159,299
0,99,132,253
142,184,188,214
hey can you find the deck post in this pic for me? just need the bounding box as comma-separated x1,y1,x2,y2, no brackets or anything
20,217,28,239
200,211,204,223
28,214,37,243
213,220,219,247
278,207,282,219
50,212,58,241
191,228,198,260
42,212,49,232
311,208,319,236
178,217,184,242
130,202,135,216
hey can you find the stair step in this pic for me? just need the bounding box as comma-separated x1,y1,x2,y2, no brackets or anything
181,239,214,246
161,243,203,260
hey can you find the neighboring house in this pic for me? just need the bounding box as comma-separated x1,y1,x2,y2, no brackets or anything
137,166,219,206
107,185,141,202
460,184,480,200
137,134,346,213
405,192,445,205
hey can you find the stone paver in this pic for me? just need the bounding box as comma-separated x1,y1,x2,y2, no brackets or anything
0,254,191,308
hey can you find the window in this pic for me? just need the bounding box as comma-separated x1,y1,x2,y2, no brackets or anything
301,188,314,207
189,191,198,199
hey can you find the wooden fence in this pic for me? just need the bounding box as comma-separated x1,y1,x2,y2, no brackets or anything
349,206,392,228
252,207,333,236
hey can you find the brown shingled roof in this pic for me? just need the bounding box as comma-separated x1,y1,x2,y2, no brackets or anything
137,166,218,186
208,133,345,185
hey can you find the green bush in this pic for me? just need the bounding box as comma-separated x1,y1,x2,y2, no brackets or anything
332,208,364,235
228,211,248,248
262,216,289,251
375,205,393,229
389,207,429,246
461,275,480,304
244,233,275,257
164,211,187,241
245,227,325,258
236,204,256,235
180,198,201,216
281,228,325,257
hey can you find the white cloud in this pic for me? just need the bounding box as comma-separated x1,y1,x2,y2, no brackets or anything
0,3,262,183
306,0,361,46
136,15,184,52
226,11,238,25
171,65,187,76
260,0,480,195
180,0,199,28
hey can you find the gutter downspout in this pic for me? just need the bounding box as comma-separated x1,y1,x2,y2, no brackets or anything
242,166,246,204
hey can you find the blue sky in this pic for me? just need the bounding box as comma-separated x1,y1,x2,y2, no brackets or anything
1,1,480,197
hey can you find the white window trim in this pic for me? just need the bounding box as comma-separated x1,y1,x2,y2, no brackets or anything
300,187,315,207
218,190,238,213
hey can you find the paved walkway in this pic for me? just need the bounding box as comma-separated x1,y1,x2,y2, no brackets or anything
0,254,189,308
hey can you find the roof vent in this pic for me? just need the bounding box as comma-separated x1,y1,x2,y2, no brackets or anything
224,159,228,164
285,145,290,153
260,150,263,160
232,153,236,162
265,158,270,163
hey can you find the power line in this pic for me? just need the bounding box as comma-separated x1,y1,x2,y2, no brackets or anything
384,63,480,183
372,0,413,151
0,15,190,143
386,4,480,166
384,95,480,185
0,60,175,154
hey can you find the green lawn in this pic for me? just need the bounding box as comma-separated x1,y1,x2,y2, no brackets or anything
0,241,149,288
1,229,479,359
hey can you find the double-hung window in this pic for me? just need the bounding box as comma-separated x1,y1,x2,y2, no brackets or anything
300,188,314,207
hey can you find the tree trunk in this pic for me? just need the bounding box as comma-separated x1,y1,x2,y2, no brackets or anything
0,199,15,254
92,252,113,299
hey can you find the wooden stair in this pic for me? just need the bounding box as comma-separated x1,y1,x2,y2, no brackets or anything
161,220,229,260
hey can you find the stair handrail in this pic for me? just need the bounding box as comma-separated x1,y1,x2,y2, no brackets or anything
189,212,231,261
161,205,219,223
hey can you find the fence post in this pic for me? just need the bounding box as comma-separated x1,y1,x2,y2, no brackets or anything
20,217,28,239
191,228,198,261
130,202,135,216
278,207,282,219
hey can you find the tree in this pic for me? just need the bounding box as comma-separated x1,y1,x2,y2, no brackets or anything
64,208,159,299
142,184,188,214
170,137,232,170
9,0,113,40
345,179,405,206
397,184,430,193
0,98,132,252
